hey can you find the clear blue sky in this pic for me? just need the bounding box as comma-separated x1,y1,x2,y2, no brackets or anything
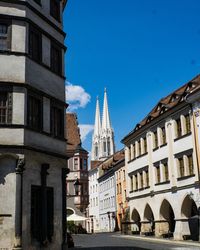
64,0,200,152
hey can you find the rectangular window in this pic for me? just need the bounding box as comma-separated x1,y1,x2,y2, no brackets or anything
51,42,62,75
146,170,149,186
185,114,191,134
51,104,64,138
138,141,141,155
0,22,11,51
140,172,143,188
0,91,12,124
103,141,106,153
74,158,78,170
154,131,158,148
29,25,42,62
123,170,125,180
188,155,193,175
162,127,166,145
83,159,87,170
135,174,138,190
50,0,60,21
176,118,182,138
164,162,169,181
80,158,83,170
130,176,133,191
156,166,160,183
31,185,41,241
27,94,42,131
144,137,147,153
179,158,184,177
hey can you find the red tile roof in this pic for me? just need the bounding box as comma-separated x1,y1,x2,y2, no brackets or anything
122,74,200,142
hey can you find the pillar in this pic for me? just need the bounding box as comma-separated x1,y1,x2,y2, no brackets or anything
13,157,25,250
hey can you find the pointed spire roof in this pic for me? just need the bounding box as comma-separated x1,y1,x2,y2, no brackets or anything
102,88,111,130
93,96,101,137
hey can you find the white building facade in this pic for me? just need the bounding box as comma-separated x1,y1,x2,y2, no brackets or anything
122,76,200,241
99,168,116,232
88,166,100,233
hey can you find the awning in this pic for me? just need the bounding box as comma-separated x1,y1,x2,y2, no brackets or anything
67,213,87,221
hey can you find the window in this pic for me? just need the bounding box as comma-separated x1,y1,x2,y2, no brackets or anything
164,162,169,181
29,25,42,62
140,172,143,188
146,170,149,187
0,91,12,124
123,170,125,180
51,42,62,75
130,176,133,191
188,155,193,175
156,166,160,183
144,137,147,153
179,158,184,177
50,0,60,21
83,159,87,170
154,131,158,148
107,138,110,155
103,141,106,153
0,22,11,51
138,141,141,155
161,127,166,145
51,104,64,138
176,118,182,138
185,114,191,134
80,158,83,170
74,158,78,170
135,174,138,190
27,94,42,130
95,145,98,158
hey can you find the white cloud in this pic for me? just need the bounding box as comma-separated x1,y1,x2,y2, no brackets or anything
66,82,91,111
79,124,94,142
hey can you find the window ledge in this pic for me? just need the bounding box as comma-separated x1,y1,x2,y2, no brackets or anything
174,132,192,142
177,174,195,181
153,146,159,152
155,180,170,186
160,142,167,148
128,152,148,163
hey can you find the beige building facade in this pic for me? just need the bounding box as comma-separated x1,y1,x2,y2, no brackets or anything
122,75,200,241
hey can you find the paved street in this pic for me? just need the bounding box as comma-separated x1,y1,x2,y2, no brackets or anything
72,232,200,250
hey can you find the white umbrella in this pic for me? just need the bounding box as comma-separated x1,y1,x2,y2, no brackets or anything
67,213,87,221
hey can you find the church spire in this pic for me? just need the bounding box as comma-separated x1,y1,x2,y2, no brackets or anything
102,88,111,131
94,96,101,137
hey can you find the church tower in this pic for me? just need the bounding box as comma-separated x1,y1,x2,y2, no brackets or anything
91,89,115,161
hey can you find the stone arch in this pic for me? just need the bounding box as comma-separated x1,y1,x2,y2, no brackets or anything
143,203,154,221
181,195,198,218
131,208,141,233
181,195,199,241
160,199,175,234
142,204,155,234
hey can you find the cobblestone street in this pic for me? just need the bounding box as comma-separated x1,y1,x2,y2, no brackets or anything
72,232,200,250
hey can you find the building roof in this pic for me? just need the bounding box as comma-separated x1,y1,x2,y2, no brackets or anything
66,113,81,152
122,74,200,143
90,160,102,170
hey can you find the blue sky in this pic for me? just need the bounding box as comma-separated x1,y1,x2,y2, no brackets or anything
64,0,200,153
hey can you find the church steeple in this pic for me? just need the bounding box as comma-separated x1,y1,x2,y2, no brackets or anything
91,89,115,161
94,96,101,137
102,88,111,131
91,96,102,160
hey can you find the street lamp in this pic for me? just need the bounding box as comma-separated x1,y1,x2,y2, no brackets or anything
74,178,81,196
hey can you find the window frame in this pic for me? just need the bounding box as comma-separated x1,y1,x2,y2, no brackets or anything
29,24,42,63
0,89,12,125
0,19,11,52
50,41,62,75
50,0,61,22
27,92,43,131
50,101,64,138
